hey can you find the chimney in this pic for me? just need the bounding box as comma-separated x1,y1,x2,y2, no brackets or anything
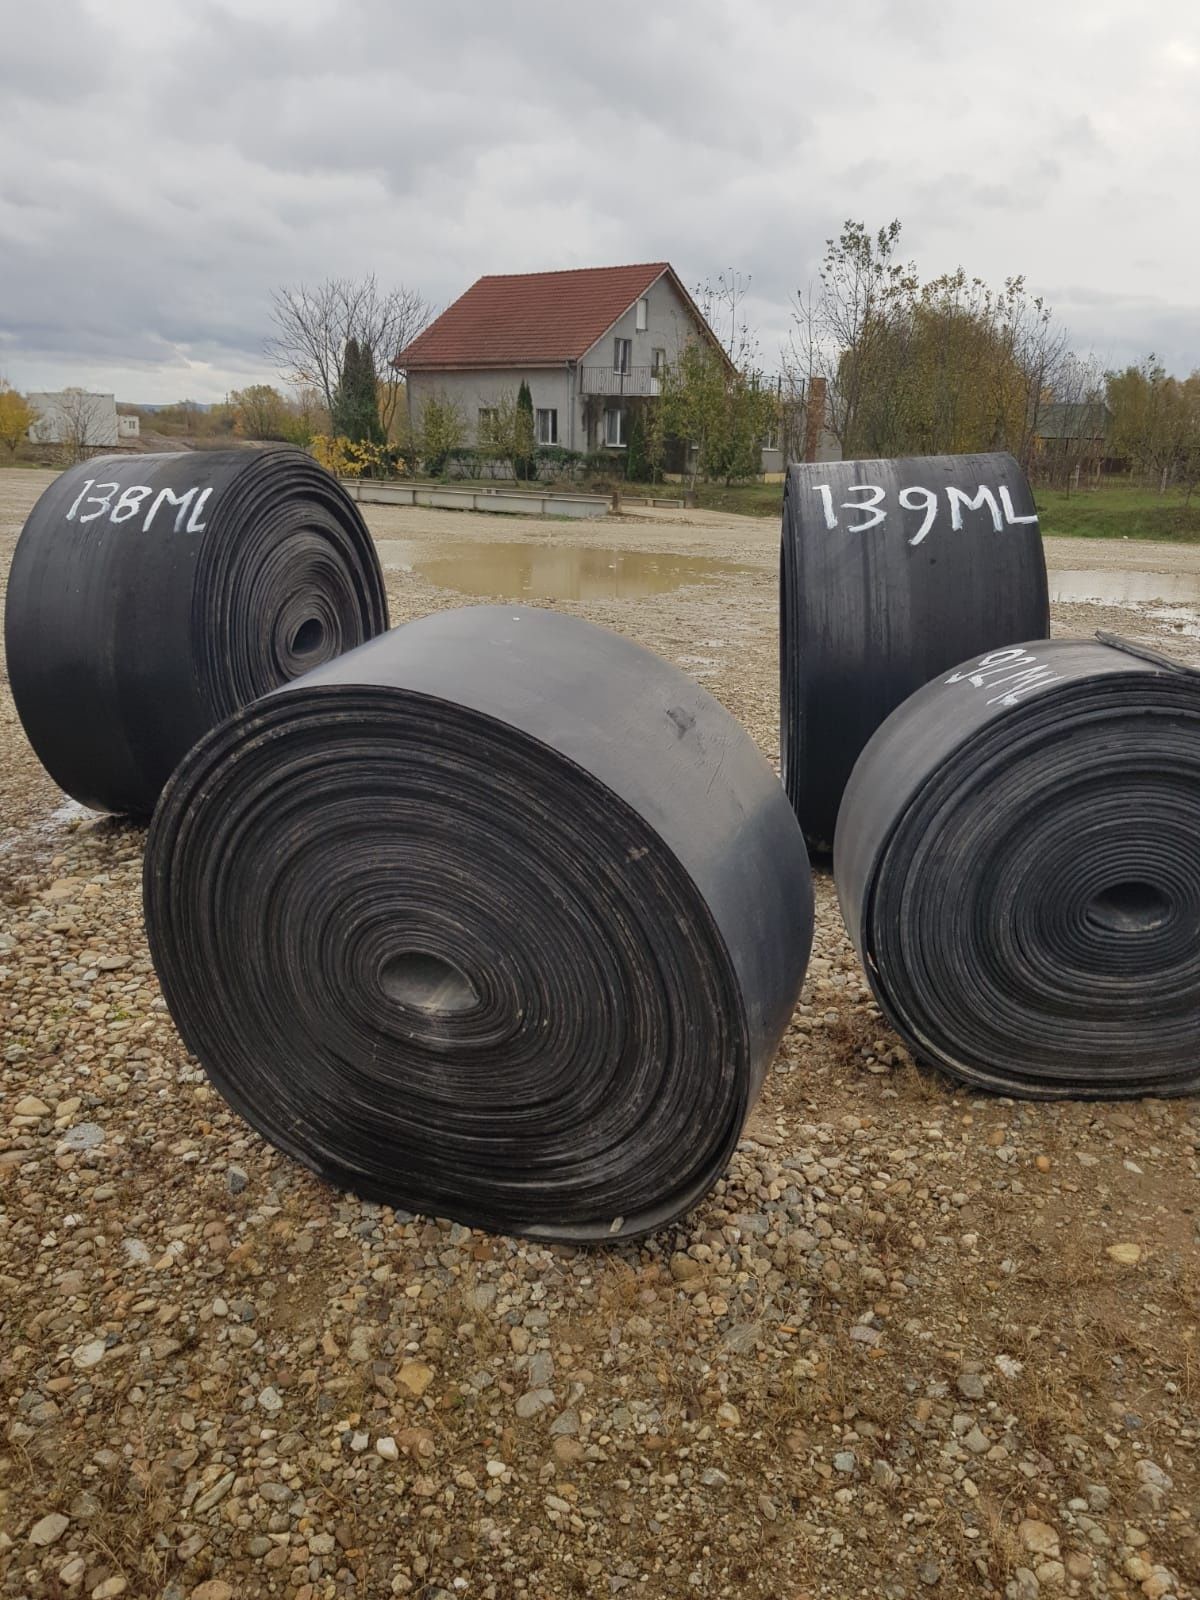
804,377,826,464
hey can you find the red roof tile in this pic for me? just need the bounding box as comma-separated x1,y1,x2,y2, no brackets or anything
394,263,674,369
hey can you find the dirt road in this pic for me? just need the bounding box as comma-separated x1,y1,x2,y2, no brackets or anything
1,468,1196,1600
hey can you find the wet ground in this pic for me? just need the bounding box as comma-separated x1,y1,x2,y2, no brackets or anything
1,469,1198,1600
375,539,754,602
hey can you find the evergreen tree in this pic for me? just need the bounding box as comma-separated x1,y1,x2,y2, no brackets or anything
625,402,650,481
332,338,384,446
514,379,536,480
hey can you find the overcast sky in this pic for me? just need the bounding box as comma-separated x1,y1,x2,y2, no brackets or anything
3,0,1197,402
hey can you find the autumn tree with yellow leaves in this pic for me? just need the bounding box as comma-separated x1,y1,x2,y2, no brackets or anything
0,380,36,457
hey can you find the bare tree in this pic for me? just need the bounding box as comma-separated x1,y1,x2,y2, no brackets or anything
790,220,918,456
788,223,1083,468
1000,278,1071,473
1038,353,1107,491
51,389,112,463
693,269,758,366
266,276,435,443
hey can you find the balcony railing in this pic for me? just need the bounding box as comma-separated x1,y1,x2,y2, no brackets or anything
579,365,662,397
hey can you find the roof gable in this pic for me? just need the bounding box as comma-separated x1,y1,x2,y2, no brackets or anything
1037,401,1112,438
395,263,686,370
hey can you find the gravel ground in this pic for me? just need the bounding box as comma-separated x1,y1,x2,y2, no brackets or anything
1,467,1197,1600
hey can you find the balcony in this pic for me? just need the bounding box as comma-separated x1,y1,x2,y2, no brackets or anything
579,365,661,397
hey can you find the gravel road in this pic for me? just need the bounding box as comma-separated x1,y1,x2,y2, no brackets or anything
1,468,1196,1600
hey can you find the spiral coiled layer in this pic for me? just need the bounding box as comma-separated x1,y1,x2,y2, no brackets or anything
780,451,1048,852
144,606,814,1239
5,448,387,814
835,636,1200,1098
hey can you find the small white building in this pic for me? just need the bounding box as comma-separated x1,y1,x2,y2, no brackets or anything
118,414,140,440
27,391,119,449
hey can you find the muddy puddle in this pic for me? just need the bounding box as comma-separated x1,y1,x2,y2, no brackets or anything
375,540,754,602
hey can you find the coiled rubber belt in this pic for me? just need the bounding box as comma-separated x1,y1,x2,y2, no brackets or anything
5,447,388,815
780,451,1048,852
143,605,815,1240
835,634,1200,1099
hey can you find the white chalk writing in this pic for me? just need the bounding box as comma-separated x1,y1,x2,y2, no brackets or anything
897,485,938,545
65,479,212,534
811,481,1037,546
841,483,887,532
946,484,1002,532
944,646,1063,706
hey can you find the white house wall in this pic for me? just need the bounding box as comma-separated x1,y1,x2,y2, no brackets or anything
407,368,572,450
574,272,701,448
580,271,697,373
27,391,119,448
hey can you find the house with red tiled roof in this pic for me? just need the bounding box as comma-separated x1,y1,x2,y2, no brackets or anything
394,262,739,464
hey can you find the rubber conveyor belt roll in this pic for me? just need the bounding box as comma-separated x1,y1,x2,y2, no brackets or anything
5,448,388,815
780,451,1049,852
835,634,1200,1099
143,605,815,1241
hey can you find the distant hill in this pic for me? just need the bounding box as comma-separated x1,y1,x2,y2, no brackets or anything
126,401,218,413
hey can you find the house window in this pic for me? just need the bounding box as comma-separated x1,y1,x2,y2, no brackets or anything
536,408,557,445
478,406,496,432
613,337,632,374
604,407,626,448
651,348,666,377
636,297,648,332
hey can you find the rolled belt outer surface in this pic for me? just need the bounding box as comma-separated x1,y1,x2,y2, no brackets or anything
5,448,388,815
780,451,1049,852
144,605,815,1240
835,635,1200,1099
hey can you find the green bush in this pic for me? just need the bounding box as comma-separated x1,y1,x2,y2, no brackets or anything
444,447,485,479
582,449,624,479
533,446,583,481
416,393,466,476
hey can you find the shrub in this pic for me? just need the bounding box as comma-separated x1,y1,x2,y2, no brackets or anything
582,449,625,486
416,394,466,476
311,435,400,479
444,447,485,479
534,446,584,482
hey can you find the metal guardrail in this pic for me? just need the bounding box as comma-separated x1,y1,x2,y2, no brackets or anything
339,479,610,520
578,366,662,397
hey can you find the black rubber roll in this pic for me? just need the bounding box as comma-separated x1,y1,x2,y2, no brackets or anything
5,448,388,815
780,451,1049,851
144,605,814,1240
836,634,1200,1099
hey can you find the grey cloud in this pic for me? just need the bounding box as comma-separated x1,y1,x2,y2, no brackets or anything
0,0,114,102
1046,285,1200,376
2,0,1197,400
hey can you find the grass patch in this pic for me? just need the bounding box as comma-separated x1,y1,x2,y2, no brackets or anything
682,479,1200,535
692,482,784,517
614,479,783,517
633,478,1200,536
639,476,1200,538
1035,483,1200,542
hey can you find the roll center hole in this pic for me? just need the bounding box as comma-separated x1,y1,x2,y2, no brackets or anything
1087,880,1171,934
380,952,478,1014
291,617,325,656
